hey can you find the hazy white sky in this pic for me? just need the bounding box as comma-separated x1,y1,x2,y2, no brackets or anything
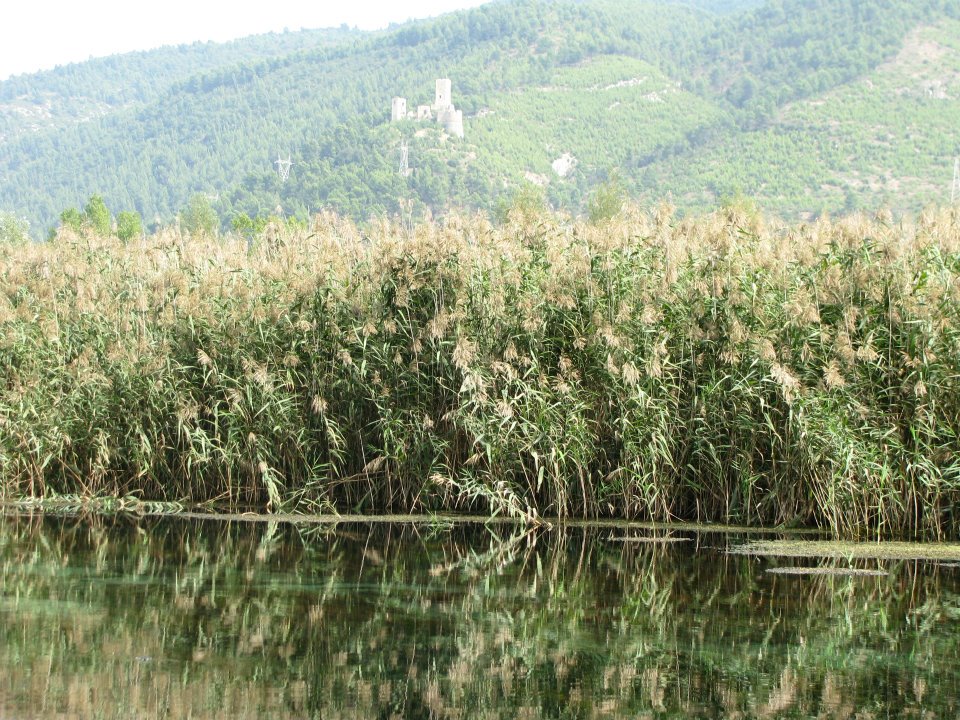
0,0,491,80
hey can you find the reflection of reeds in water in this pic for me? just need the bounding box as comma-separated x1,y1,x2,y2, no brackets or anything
0,517,958,718
1,206,960,537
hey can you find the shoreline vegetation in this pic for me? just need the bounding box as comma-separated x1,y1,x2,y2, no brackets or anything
1,204,959,539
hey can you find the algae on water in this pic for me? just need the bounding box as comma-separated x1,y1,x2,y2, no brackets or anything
731,540,960,562
765,567,889,577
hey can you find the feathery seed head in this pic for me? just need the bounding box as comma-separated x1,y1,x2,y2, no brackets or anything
311,395,328,415
770,363,801,404
452,336,477,371
823,360,846,389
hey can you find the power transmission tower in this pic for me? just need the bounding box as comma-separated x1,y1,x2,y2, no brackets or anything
953,157,960,204
398,142,410,177
275,154,292,183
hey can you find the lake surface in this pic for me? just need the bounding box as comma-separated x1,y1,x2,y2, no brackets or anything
0,514,958,719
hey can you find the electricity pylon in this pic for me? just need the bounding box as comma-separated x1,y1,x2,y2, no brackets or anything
399,142,410,177
275,154,292,183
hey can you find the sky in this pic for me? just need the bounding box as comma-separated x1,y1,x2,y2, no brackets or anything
0,0,491,80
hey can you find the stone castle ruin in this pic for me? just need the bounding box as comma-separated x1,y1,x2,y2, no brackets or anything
391,79,464,138
391,97,407,122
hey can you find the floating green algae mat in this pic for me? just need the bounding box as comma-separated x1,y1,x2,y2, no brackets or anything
766,567,889,577
607,535,691,543
3,504,821,536
731,540,960,562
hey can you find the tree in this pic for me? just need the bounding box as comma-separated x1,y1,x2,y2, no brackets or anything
116,211,143,242
0,212,29,245
587,172,627,224
496,183,547,224
180,193,218,237
84,194,111,236
59,207,86,233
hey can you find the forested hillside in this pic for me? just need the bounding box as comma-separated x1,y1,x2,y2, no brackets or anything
649,17,960,215
0,0,958,236
0,27,360,142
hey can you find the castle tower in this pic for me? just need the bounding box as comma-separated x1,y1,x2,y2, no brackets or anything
391,97,407,122
438,107,464,138
434,79,452,111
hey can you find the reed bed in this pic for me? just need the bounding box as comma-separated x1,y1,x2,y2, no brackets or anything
1,205,959,538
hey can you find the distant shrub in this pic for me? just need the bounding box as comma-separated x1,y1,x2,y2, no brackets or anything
116,211,143,242
496,183,548,224
180,194,219,237
587,173,627,224
59,207,85,234
84,195,112,236
0,212,29,245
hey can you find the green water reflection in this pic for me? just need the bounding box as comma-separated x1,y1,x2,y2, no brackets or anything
0,514,958,719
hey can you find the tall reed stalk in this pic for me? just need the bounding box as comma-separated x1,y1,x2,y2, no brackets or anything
1,206,959,538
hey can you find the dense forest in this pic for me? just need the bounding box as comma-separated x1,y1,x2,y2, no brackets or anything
1,0,959,236
0,27,361,138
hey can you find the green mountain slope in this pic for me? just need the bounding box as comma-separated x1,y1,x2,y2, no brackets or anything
0,0,958,236
219,53,730,222
2,0,712,230
471,56,725,179
0,27,361,144
648,17,960,215
685,0,956,111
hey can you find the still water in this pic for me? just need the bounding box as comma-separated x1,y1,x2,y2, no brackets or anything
0,513,958,719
